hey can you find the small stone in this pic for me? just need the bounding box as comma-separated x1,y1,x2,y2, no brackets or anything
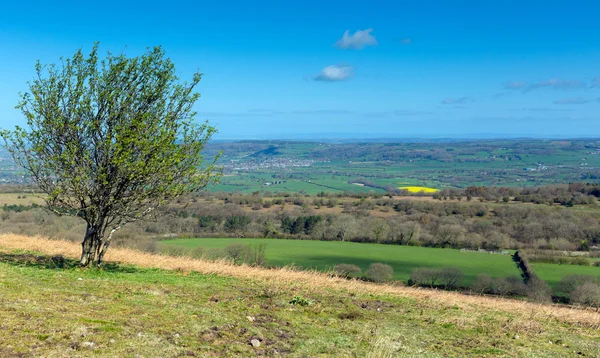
250,339,261,347
246,316,255,322
81,341,95,349
174,333,181,338
137,332,144,338
77,278,83,281
513,334,519,340
109,339,115,344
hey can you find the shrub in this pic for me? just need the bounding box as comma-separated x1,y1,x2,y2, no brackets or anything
161,245,188,257
289,295,313,306
569,282,600,307
224,243,248,265
556,275,598,297
334,264,362,278
365,263,394,283
471,274,492,294
242,243,268,267
410,268,441,288
491,276,527,297
438,267,464,289
525,277,553,303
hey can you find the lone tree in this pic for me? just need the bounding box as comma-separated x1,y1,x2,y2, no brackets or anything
1,44,220,267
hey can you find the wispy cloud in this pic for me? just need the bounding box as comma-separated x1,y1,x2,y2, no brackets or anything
334,29,377,50
504,78,588,93
400,38,411,45
363,110,433,118
504,81,527,90
514,107,574,112
313,65,353,82
292,109,352,114
525,78,586,92
441,97,475,105
493,92,512,98
592,76,600,87
553,97,590,105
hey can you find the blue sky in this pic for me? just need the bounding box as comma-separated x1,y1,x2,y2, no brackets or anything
1,0,599,139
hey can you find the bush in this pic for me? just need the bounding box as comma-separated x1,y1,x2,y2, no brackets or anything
525,277,553,303
471,274,492,294
334,264,362,278
555,275,598,297
224,243,248,265
161,245,188,257
491,276,527,297
569,282,600,307
438,267,464,289
365,263,394,282
243,243,268,267
410,268,441,288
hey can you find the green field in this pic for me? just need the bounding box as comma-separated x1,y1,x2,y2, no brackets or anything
161,238,520,285
531,263,600,289
2,245,599,356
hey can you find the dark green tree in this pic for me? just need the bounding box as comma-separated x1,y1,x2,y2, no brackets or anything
1,44,220,267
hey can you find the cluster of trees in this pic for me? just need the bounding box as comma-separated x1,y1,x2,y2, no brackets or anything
3,190,600,253
156,194,600,252
431,183,600,207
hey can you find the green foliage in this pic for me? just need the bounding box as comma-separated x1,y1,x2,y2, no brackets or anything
1,43,220,266
224,242,268,266
289,295,313,306
224,215,251,233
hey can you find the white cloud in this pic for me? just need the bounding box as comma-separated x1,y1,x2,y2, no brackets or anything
313,65,353,82
334,29,377,50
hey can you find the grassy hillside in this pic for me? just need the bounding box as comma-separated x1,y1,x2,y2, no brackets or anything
0,234,599,357
160,238,520,285
532,263,600,288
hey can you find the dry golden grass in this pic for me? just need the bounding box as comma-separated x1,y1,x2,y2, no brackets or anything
0,233,599,331
0,193,46,206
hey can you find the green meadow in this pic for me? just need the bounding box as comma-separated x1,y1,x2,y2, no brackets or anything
161,238,520,285
531,263,600,289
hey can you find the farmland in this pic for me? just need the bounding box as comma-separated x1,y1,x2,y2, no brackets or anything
160,238,520,285
204,139,600,194
3,139,600,194
531,263,600,289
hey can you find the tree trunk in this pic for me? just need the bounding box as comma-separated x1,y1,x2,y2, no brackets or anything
96,240,111,267
80,225,100,267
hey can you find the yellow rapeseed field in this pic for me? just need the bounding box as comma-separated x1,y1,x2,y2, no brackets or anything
399,186,439,193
